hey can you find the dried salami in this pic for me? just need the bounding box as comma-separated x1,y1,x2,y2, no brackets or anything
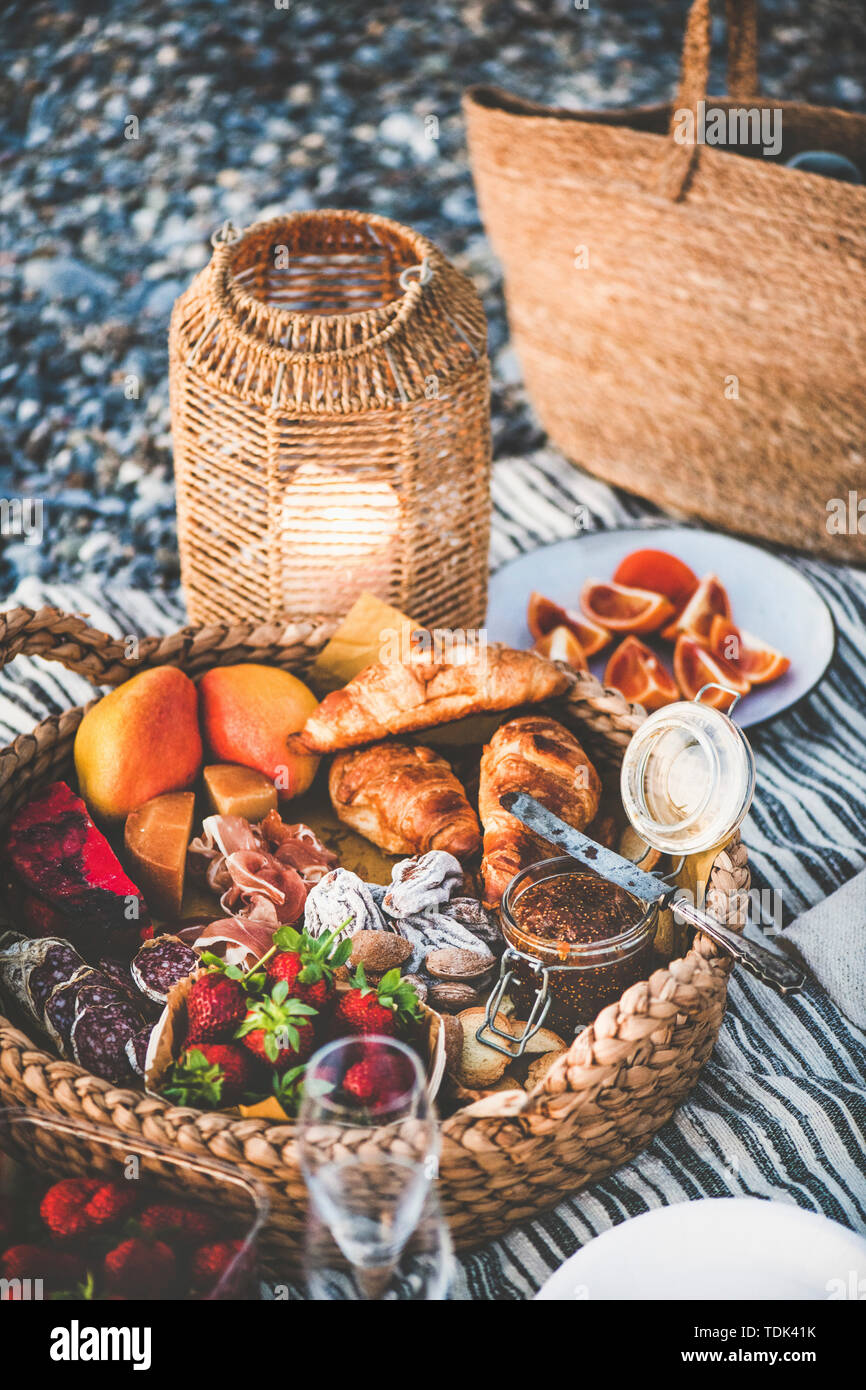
95,956,138,1002
27,940,86,1012
131,936,198,1006
0,936,85,1033
43,966,95,1055
125,1024,153,1079
70,1001,143,1084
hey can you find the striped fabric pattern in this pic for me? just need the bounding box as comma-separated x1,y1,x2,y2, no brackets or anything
1,451,865,1301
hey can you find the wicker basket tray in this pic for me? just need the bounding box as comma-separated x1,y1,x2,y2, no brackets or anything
0,606,749,1263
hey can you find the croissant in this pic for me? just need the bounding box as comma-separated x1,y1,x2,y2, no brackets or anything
299,644,572,753
329,741,483,860
478,716,602,908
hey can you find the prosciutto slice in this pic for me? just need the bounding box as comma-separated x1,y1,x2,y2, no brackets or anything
182,810,330,967
219,849,307,925
260,811,337,884
177,917,276,970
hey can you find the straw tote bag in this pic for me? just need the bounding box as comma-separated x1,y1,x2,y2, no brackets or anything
465,0,866,563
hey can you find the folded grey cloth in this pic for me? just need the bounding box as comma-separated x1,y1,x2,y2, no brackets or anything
782,870,866,1028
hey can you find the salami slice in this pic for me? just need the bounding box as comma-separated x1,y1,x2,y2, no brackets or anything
76,977,135,1013
125,1024,153,1079
0,936,85,1033
131,936,198,1006
43,966,95,1055
70,1002,143,1084
95,956,138,1002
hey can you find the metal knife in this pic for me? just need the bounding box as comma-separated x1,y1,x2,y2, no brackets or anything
500,792,806,996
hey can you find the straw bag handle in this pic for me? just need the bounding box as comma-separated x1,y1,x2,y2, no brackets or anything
0,606,331,689
655,0,760,200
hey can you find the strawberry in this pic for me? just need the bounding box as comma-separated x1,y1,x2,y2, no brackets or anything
163,1043,259,1108
268,923,352,1008
190,1239,244,1293
334,965,421,1037
2,1243,87,1291
186,968,248,1044
235,980,318,1072
104,1237,176,1299
342,1048,416,1111
81,1180,138,1231
138,1203,219,1246
40,1178,136,1241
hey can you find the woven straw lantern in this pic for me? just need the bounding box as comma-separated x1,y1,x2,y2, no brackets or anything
169,211,491,629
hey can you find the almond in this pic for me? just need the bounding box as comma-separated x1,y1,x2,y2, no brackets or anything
349,930,412,975
429,981,482,1014
425,946,494,982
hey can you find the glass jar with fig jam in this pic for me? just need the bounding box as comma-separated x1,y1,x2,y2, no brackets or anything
479,858,657,1055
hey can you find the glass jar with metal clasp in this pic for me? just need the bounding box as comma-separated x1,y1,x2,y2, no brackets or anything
481,861,658,1055
478,684,756,1059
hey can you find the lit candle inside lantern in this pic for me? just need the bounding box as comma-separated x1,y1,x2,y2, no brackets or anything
280,466,401,614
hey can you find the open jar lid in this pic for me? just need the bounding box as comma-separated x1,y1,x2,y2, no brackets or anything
620,700,756,855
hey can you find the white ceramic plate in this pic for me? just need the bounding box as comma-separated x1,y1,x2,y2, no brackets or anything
486,527,835,728
534,1198,866,1301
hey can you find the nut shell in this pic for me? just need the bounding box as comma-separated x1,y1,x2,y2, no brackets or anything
429,981,482,1013
425,946,494,982
349,930,412,975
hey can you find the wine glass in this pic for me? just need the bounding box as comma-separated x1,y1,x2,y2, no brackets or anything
298,1035,450,1299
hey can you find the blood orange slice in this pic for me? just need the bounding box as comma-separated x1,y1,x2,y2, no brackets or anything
603,636,679,711
526,591,611,656
661,573,732,642
580,580,675,634
673,634,751,709
612,549,699,611
533,624,588,672
708,616,790,686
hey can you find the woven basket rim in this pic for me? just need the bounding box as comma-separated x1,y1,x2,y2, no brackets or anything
207,209,446,361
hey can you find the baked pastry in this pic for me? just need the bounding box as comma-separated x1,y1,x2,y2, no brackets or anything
299,644,572,753
329,741,482,860
478,716,602,907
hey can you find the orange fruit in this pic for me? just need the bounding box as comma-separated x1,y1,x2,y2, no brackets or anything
603,636,679,711
673,634,751,709
533,625,588,672
580,580,675,634
612,549,699,611
661,573,732,642
708,616,790,686
526,591,611,656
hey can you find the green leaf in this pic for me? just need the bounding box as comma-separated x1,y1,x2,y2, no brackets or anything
379,968,401,994
274,925,301,951
265,1034,278,1062
287,999,318,1018
272,979,289,1004
333,939,352,968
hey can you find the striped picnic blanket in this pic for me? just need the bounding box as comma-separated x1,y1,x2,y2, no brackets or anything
2,450,865,1301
